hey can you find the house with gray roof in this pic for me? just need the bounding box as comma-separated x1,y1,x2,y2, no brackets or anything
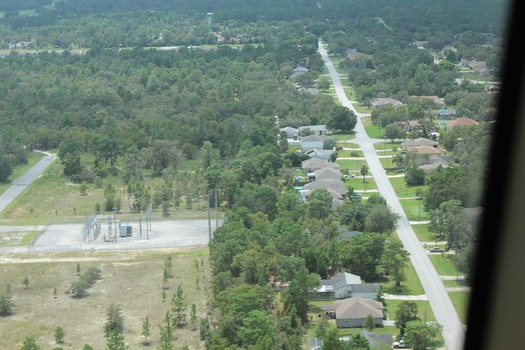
371,97,404,108
314,167,341,181
280,126,299,139
321,298,384,328
301,135,325,151
304,180,347,196
313,272,380,301
305,148,334,161
437,109,457,119
302,158,339,172
299,125,333,136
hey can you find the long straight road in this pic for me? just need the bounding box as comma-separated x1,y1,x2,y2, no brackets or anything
0,152,57,213
319,41,465,350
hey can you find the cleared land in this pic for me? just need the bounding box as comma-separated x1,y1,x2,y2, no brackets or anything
0,246,210,349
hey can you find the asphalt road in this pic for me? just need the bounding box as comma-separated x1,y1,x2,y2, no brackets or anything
319,41,465,350
0,152,57,213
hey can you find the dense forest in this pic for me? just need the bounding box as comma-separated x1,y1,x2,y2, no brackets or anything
0,0,506,348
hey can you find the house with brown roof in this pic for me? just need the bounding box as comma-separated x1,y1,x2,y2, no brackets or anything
447,117,480,129
321,297,384,328
411,145,446,155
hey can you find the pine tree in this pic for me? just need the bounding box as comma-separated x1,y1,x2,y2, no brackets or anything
54,326,65,344
171,285,187,328
158,311,174,350
141,316,151,345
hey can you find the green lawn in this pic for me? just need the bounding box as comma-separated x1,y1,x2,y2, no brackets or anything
332,132,356,141
399,198,430,221
344,177,377,192
448,292,470,324
362,117,384,138
354,104,372,114
388,177,427,199
336,149,364,158
385,300,435,323
336,159,368,172
382,263,424,295
412,224,435,242
344,87,356,100
428,254,462,276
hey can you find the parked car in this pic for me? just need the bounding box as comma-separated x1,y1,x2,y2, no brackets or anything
392,340,408,348
430,247,445,253
344,174,355,178
350,193,362,199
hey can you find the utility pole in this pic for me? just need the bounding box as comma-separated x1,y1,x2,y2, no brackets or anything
207,193,212,241
215,187,218,230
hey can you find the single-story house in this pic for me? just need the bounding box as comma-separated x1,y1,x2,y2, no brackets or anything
314,167,341,181
410,145,446,155
409,95,445,108
302,158,339,172
291,66,308,79
437,109,457,119
304,180,347,196
305,148,334,161
402,137,439,150
280,126,299,139
370,98,404,108
301,135,325,151
350,283,381,299
316,272,362,300
447,117,480,129
321,297,384,328
299,125,333,136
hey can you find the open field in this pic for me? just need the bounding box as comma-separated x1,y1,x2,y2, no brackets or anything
0,246,210,349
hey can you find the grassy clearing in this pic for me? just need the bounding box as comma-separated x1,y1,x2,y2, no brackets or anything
331,132,356,141
355,104,372,114
448,292,470,324
0,247,210,349
362,117,383,138
381,263,424,295
389,177,427,199
344,177,377,192
336,159,367,172
428,254,462,276
344,87,356,100
385,300,435,323
0,230,40,247
399,198,430,221
412,224,435,242
336,149,364,158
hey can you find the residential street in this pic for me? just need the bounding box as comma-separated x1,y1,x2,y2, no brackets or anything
319,41,465,350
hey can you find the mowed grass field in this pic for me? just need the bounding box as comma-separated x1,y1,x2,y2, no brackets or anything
0,247,210,349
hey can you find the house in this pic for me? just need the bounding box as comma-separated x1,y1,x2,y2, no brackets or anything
314,167,341,181
321,298,384,328
291,66,308,79
301,135,325,151
302,158,339,172
316,272,362,300
299,125,333,136
410,145,446,155
447,117,480,129
350,283,381,299
370,98,404,108
418,155,454,172
280,126,299,139
409,95,445,108
304,180,347,196
437,109,457,119
402,137,439,150
305,148,335,161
